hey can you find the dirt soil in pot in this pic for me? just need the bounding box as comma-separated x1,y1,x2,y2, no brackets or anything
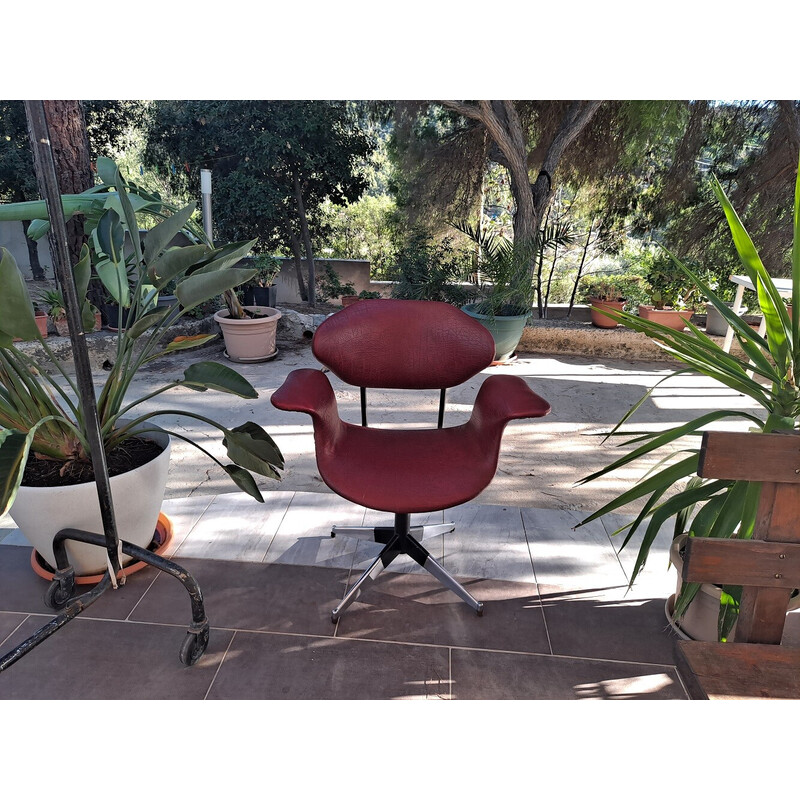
21,436,164,488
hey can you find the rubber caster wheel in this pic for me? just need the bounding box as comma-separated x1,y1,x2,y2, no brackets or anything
331,612,340,624
180,626,209,666
44,580,73,610
476,603,484,617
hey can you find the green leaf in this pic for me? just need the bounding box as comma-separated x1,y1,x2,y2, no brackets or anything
222,465,264,502
579,454,701,524
194,239,256,274
181,361,258,398
73,244,92,306
95,208,125,263
95,258,131,307
0,248,40,341
96,156,121,187
27,219,50,240
143,202,197,264
174,268,256,310
711,174,791,372
0,428,30,516
125,306,172,339
147,245,210,288
223,421,284,477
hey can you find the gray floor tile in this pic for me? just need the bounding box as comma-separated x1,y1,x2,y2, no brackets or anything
160,493,217,555
173,491,294,562
130,557,349,637
0,611,28,650
451,648,688,699
206,631,451,700
0,616,234,699
264,492,365,567
334,571,551,655
443,503,533,582
522,506,629,589
0,544,171,621
539,582,680,665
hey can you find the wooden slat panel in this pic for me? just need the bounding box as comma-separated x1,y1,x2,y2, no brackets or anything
699,431,800,483
676,641,800,699
736,588,795,644
682,538,800,588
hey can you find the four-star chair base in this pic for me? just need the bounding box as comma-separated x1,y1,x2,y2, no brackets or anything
330,513,482,622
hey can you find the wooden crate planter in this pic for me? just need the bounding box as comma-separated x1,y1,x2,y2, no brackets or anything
675,431,800,699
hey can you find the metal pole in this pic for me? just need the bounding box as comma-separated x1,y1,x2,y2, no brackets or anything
200,169,213,245
24,100,122,581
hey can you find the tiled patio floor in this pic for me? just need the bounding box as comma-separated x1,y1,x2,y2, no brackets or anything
0,490,692,699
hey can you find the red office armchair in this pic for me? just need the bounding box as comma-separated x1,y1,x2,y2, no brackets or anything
271,299,551,621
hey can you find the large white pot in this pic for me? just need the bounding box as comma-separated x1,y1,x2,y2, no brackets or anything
9,425,171,576
667,533,800,641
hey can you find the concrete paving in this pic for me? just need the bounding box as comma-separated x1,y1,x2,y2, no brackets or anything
106,330,763,514
1,318,764,527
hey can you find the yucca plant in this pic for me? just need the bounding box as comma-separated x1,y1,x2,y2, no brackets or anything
0,157,284,518
575,156,800,640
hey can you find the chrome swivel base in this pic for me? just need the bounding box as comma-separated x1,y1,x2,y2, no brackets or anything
330,513,483,622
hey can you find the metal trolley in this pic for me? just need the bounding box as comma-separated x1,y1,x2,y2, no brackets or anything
0,101,209,674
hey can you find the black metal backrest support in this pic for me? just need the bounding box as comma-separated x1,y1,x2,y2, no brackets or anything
360,387,447,429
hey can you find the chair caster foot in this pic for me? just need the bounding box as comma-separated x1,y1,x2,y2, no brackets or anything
476,602,484,617
331,611,339,624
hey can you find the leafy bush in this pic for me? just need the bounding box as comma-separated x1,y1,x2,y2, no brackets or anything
389,232,476,306
316,264,356,302
580,273,643,303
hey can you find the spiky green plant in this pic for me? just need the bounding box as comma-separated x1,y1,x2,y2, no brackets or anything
576,156,800,641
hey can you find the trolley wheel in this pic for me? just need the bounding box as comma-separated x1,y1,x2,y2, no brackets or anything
179,625,209,666
44,579,73,610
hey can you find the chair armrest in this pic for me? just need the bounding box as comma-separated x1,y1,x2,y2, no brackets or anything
471,375,551,428
271,369,339,424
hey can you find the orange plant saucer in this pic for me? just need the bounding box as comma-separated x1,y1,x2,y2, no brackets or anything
30,512,174,585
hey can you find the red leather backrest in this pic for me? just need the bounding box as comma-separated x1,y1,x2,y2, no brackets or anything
312,299,495,389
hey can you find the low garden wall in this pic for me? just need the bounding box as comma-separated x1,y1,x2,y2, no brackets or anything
517,315,747,362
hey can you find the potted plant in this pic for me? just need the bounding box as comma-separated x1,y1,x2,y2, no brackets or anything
213,274,282,363
456,222,574,362
36,287,101,336
240,254,281,308
316,263,359,305
637,252,700,331
389,232,477,308
580,273,642,329
575,156,800,642
0,157,284,577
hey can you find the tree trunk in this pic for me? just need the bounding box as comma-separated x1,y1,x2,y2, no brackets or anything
439,100,602,280
293,172,316,307
567,219,597,317
27,101,93,267
21,219,45,281
285,223,308,302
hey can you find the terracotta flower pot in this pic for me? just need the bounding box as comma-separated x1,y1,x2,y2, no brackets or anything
214,305,282,363
588,298,625,328
13,309,48,341
54,315,70,337
638,305,694,331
